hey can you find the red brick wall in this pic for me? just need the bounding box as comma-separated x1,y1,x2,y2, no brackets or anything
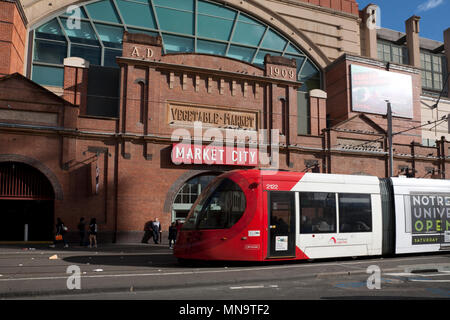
299,0,359,15
0,1,26,77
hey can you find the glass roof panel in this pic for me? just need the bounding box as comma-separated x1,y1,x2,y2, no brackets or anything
85,0,121,23
32,0,321,89
35,18,66,41
115,0,157,29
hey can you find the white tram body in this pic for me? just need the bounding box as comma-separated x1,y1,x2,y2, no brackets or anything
287,173,450,259
391,177,450,254
290,173,383,259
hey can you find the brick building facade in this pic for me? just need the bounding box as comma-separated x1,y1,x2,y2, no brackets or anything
0,0,449,242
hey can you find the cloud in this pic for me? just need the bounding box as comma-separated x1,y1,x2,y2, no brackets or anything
417,0,444,11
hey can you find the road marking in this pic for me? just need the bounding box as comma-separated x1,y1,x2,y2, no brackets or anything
229,284,278,290
230,285,265,290
0,254,448,283
409,279,450,283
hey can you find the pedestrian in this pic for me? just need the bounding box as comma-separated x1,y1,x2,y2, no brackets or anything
88,218,98,248
168,222,177,249
77,217,86,246
50,217,68,248
152,217,161,244
141,220,154,244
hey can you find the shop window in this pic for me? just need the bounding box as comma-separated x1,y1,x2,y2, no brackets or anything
299,192,336,233
338,194,372,233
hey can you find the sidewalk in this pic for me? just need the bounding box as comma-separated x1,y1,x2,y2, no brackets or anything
0,242,181,298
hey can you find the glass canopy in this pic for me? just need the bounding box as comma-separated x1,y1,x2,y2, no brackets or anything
31,0,321,91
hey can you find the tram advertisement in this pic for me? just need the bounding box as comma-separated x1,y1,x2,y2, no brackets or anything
409,193,450,245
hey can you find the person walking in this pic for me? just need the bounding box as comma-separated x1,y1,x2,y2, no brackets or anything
88,218,98,248
152,217,161,244
50,217,68,248
141,220,154,244
168,222,177,249
77,217,86,246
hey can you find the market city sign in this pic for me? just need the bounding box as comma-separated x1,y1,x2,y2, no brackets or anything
171,121,279,169
172,144,258,166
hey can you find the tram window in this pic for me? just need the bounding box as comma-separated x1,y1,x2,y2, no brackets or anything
184,178,246,230
197,179,246,229
299,192,336,233
338,194,372,233
182,178,222,230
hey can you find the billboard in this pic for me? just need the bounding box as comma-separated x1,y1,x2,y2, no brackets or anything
350,64,413,118
409,193,450,245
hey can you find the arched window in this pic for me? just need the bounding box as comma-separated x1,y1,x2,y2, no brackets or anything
172,173,218,222
30,0,321,92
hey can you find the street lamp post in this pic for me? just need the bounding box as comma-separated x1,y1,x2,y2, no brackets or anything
386,101,394,177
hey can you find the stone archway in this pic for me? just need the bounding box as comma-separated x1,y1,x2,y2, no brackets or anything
0,159,60,241
0,154,63,200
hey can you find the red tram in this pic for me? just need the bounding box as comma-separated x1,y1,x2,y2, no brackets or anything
173,169,450,262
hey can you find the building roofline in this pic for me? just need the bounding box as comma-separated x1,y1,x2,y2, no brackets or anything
377,27,444,52
2,0,28,26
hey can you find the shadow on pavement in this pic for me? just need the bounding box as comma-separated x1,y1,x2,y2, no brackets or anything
63,254,178,268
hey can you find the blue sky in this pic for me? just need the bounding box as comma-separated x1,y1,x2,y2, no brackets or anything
357,0,449,42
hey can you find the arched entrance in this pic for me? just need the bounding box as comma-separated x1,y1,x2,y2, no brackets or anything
0,162,55,241
171,173,220,222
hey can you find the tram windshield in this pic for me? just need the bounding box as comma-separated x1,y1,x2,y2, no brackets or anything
182,178,246,230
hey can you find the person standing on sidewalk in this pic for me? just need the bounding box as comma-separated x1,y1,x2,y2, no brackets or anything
152,217,161,244
88,218,98,248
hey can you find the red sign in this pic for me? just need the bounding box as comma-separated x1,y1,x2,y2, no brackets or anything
172,143,258,166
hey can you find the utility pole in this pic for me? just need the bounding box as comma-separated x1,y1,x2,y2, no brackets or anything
386,101,394,177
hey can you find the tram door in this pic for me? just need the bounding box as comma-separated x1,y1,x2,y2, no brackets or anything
268,192,296,258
